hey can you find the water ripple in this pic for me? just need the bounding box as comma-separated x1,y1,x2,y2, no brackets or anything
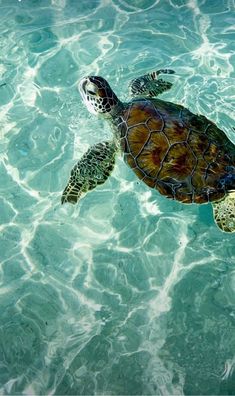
0,0,235,395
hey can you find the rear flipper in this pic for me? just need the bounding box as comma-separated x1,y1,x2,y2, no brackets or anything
61,140,117,204
212,192,235,232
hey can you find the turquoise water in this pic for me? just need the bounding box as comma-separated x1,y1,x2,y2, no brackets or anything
0,0,235,394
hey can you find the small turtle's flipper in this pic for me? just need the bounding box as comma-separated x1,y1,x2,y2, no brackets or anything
61,141,117,205
212,192,235,232
61,180,84,204
129,69,175,98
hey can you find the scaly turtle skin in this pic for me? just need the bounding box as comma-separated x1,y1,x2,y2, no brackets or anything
62,70,235,232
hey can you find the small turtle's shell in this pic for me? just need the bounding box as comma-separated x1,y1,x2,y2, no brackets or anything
118,98,235,203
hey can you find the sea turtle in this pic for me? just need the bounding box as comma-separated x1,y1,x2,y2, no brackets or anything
62,69,235,232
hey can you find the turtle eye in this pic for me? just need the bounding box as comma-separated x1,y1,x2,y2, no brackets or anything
86,82,98,96
87,89,96,96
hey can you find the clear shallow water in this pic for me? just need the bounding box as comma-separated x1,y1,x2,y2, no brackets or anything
0,0,235,394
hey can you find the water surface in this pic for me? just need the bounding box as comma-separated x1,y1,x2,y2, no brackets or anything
0,0,235,394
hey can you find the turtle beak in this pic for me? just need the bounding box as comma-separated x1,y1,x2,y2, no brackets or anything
79,77,88,95
78,77,99,115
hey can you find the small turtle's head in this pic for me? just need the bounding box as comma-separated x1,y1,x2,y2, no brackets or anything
79,76,121,117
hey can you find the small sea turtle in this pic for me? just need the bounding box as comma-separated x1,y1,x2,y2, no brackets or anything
62,70,235,232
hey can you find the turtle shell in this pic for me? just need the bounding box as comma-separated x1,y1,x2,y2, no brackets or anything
117,98,235,203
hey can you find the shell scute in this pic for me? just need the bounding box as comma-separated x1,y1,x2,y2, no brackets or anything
181,108,208,131
126,124,150,157
146,117,164,132
136,132,169,177
127,101,154,126
204,142,219,162
119,98,235,203
158,143,195,180
163,121,188,144
187,132,209,159
191,158,208,189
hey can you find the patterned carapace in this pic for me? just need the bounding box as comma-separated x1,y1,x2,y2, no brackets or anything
116,98,235,203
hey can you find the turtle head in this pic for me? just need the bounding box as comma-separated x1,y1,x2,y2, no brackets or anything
79,76,121,117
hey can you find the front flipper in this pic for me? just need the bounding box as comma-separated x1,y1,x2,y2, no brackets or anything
212,192,235,232
61,141,117,204
129,69,175,97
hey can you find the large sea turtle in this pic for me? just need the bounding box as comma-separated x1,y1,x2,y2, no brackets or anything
62,69,235,232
